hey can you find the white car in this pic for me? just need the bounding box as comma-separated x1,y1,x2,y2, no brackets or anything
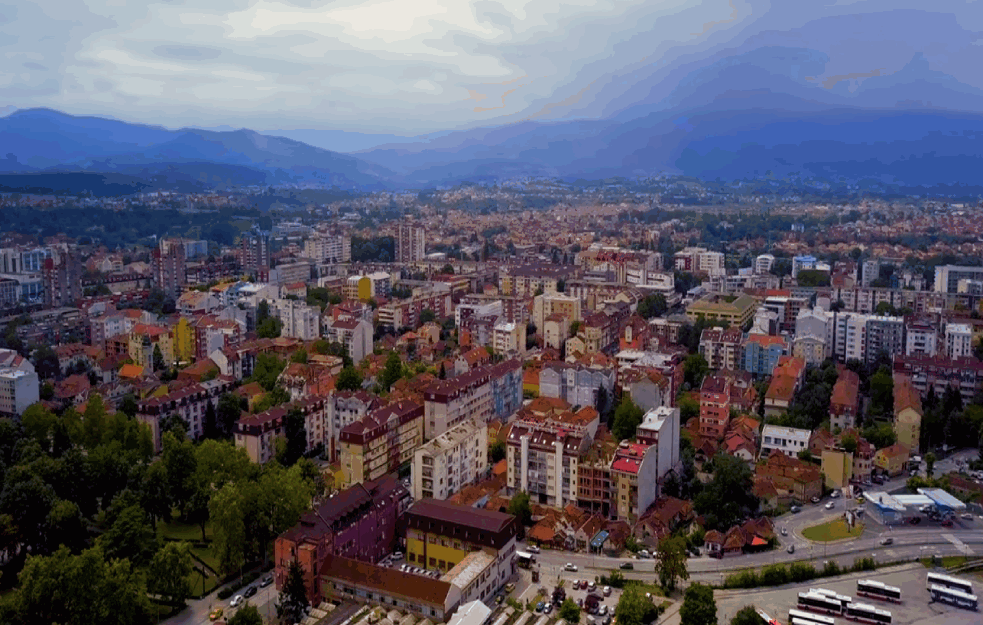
962,513,974,520
230,594,244,608
638,549,651,558
564,563,578,572
825,501,835,510
527,545,541,554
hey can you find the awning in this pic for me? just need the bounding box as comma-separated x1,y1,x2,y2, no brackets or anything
750,536,768,547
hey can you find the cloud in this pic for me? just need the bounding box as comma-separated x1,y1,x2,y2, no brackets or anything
0,0,982,135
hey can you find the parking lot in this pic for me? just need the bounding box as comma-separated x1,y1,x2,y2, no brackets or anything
710,563,979,625
515,564,626,625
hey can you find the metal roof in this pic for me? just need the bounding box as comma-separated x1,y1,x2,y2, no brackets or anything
590,530,609,550
918,488,967,511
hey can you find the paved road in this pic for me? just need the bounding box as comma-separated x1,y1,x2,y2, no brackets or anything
164,581,279,625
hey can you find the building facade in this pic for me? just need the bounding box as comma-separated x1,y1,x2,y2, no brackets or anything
412,417,488,501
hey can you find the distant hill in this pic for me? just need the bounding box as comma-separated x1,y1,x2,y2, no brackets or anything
0,109,394,192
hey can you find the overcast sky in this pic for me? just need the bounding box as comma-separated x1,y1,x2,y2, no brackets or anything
2,0,982,138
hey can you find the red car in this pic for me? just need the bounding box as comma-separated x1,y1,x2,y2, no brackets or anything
941,519,954,527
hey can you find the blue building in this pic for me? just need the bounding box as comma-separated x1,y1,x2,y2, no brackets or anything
741,334,788,376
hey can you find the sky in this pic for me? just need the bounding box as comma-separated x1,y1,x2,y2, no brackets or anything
2,0,983,144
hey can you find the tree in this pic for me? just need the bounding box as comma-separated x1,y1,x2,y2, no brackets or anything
249,353,286,391
693,452,758,531
210,483,246,575
118,393,138,417
638,294,668,319
420,309,437,324
925,451,936,478
612,396,644,441
147,541,194,607
559,598,581,622
868,366,894,419
279,408,307,467
228,603,264,625
152,344,165,372
99,504,157,567
596,385,610,417
683,354,709,389
162,431,197,512
83,393,109,449
217,393,247,438
336,366,364,392
729,606,763,625
276,559,310,624
507,491,532,526
380,351,403,392
203,399,219,440
655,534,689,592
438,362,447,379
680,583,717,625
256,316,282,339
614,585,659,625
290,348,308,364
489,440,506,463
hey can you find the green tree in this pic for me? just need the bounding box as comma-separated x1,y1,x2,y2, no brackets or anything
868,366,894,418
279,408,308,467
291,348,308,364
118,393,138,417
420,309,437,324
379,351,403,392
612,396,644,441
147,541,194,607
276,559,310,624
82,393,109,449
249,353,286,391
489,440,507,463
925,451,936,477
336,366,364,392
46,499,87,553
439,362,447,379
614,585,659,625
729,606,764,625
152,344,165,372
203,399,219,439
683,353,710,389
140,460,172,529
694,452,758,531
559,598,581,623
99,504,157,567
217,392,247,438
209,482,247,575
507,490,533,526
841,434,859,454
256,316,282,339
162,431,197,511
228,603,264,625
655,534,690,592
637,294,668,319
680,583,718,625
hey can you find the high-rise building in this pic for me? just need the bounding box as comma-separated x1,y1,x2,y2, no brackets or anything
241,230,271,276
152,240,186,300
42,247,82,309
304,234,351,264
396,223,425,263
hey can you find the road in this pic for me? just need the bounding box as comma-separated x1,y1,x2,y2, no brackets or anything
164,580,279,625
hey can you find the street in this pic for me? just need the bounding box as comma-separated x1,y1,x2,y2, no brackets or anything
164,581,280,625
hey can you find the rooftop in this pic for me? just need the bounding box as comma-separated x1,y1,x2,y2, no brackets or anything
320,555,454,607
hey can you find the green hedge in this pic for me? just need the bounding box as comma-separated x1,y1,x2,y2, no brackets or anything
723,556,879,589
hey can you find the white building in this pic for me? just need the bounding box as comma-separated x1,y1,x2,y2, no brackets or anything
492,321,525,357
456,299,503,328
755,254,775,275
304,234,351,264
832,312,867,363
905,318,938,357
322,318,373,365
0,368,39,416
538,363,616,409
760,424,812,459
412,417,488,501
635,406,681,487
271,299,321,341
945,323,973,359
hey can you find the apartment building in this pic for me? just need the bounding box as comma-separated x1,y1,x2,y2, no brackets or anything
944,323,973,359
538,362,616,409
832,312,867,363
271,260,313,286
234,396,329,464
456,298,503,328
829,369,860,431
760,424,811,459
674,247,724,276
741,334,788,376
491,321,526,357
699,375,732,439
635,406,681,482
611,442,659,523
506,418,590,508
934,265,983,294
304,234,351,264
138,378,236,451
42,247,82,309
498,264,577,297
755,254,775,274
0,367,39,417
152,240,186,300
327,391,383,461
686,294,756,328
396,223,426,263
865,315,905,364
905,316,939,357
129,323,174,370
699,326,743,371
893,353,983,405
323,318,373,365
241,231,271,276
378,288,453,330
893,374,922,454
793,306,834,365
458,294,529,326
412,417,488,501
422,359,521,439
532,293,582,331
339,400,425,487
274,476,411,605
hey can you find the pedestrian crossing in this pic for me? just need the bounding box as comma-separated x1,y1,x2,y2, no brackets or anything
942,533,975,556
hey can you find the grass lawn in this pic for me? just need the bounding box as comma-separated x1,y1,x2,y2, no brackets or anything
158,515,212,543
187,569,219,598
920,556,969,569
625,581,666,597
802,519,865,542
189,544,222,576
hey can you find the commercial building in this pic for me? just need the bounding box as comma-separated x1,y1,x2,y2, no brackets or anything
396,223,426,263
275,476,411,605
412,417,488,501
760,425,811,459
686,294,756,328
339,400,425,486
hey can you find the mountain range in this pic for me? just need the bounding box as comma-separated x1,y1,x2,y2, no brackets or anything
4,42,983,193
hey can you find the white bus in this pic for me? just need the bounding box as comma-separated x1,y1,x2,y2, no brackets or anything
787,608,836,625
516,551,536,568
844,602,892,624
856,579,902,603
926,571,974,596
810,588,853,610
797,592,843,616
929,584,979,611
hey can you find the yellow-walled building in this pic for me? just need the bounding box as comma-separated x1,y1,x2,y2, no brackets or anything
172,317,196,364
821,448,853,489
129,324,175,371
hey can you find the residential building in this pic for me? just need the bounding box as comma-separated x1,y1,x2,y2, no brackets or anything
423,360,522,439
532,293,582,333
865,315,904,364
873,443,909,476
396,223,426,263
323,318,373,365
241,230,271,277
403,499,518,585
491,321,526,357
755,254,775,275
378,288,453,330
905,316,939,357
138,378,236,451
339,400,425,486
635,406,681,482
270,260,313,286
756,452,822,503
944,323,973,359
741,333,787,376
699,326,743,371
699,375,732,440
829,369,860,431
893,354,983,405
0,367,39,416
761,296,808,335
832,312,867,363
793,306,834,365
893,374,922,454
760,425,811,459
763,373,795,417
538,362,616,410
269,299,320,341
129,323,174,370
821,448,853,490
412,417,488,501
42,247,82,308
934,265,983,294
328,391,383,461
152,239,186,300
623,368,671,412
304,234,351,264
234,396,329,464
791,255,817,279
686,294,756,328
611,442,658,523
274,476,411,605
498,264,577,297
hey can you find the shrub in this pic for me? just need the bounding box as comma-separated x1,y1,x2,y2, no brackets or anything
723,569,759,589
760,564,789,587
852,556,876,572
822,560,841,576
600,571,627,589
789,562,818,583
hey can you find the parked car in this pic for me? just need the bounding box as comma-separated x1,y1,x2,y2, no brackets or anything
209,608,224,621
243,586,257,598
787,544,795,554
603,586,612,597
810,496,821,504
572,580,581,590
230,595,244,608
505,583,516,593
825,501,835,510
259,575,273,588
790,505,801,513
619,562,634,570
781,526,788,536
830,490,841,498
856,496,865,504
392,551,404,560
961,513,974,520
880,537,893,545
638,549,651,558
544,603,553,614
599,605,608,616
564,563,578,572
908,516,921,525
602,616,612,625
536,602,545,613
588,581,596,592
527,545,540,554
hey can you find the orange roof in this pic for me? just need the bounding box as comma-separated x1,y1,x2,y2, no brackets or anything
492,459,506,477
765,374,796,402
119,363,144,379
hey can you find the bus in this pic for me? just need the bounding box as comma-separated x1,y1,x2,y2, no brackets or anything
516,551,536,569
926,571,974,595
810,588,853,610
929,585,979,611
844,602,892,624
788,608,836,625
797,592,843,615
856,579,902,603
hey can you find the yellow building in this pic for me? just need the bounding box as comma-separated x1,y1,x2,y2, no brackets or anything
873,443,909,477
686,294,757,328
821,448,853,489
172,317,196,364
343,275,374,301
338,401,425,488
129,324,175,370
404,499,518,576
893,374,922,454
